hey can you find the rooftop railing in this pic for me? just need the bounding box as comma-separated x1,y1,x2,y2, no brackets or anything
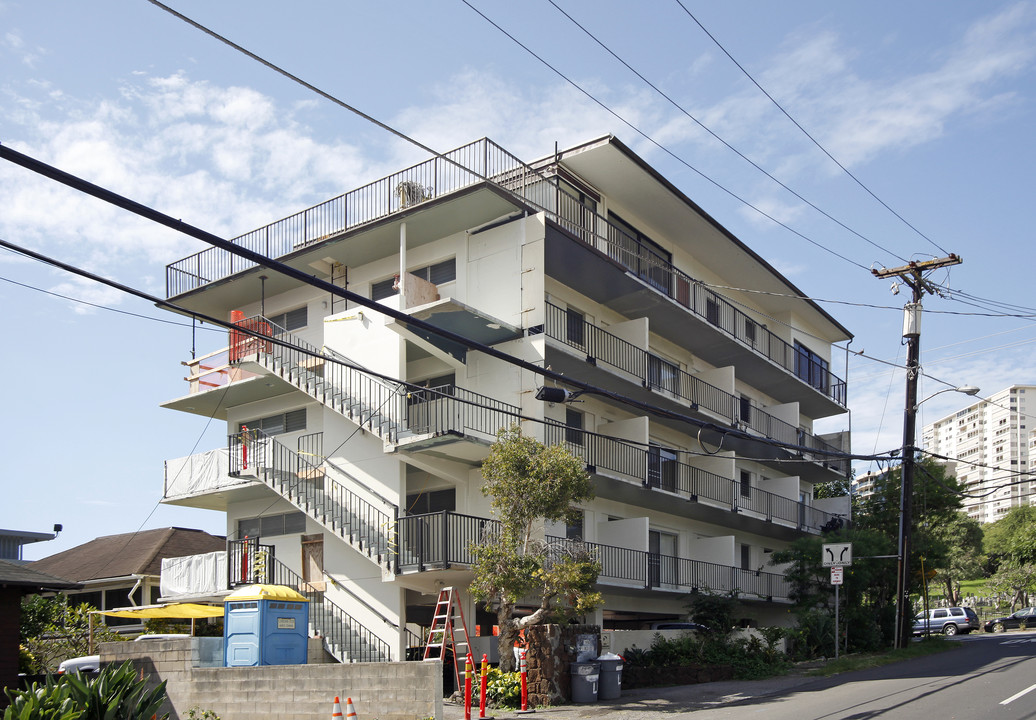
165,137,845,406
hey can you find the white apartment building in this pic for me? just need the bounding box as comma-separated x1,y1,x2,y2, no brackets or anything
158,135,852,663
922,385,1035,524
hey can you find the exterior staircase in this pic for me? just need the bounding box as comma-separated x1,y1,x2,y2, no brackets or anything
229,428,396,570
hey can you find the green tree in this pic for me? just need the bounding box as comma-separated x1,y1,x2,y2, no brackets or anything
470,426,602,671
983,505,1036,570
20,595,124,673
929,511,984,605
987,563,1036,610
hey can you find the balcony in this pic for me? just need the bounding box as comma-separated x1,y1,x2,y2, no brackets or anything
540,424,845,539
162,448,269,511
163,137,846,418
539,301,848,475
392,511,791,602
161,346,295,420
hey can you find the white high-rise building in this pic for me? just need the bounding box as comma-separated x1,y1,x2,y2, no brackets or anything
921,385,1035,524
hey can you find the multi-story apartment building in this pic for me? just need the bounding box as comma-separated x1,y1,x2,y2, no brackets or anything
922,385,1035,524
158,135,851,663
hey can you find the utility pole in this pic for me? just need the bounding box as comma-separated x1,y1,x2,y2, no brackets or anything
872,254,962,649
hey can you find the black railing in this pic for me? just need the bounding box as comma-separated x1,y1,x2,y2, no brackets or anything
265,554,392,663
546,536,790,600
395,511,501,572
541,423,841,534
166,138,531,296
228,428,395,564
231,315,522,445
227,537,276,587
541,302,846,471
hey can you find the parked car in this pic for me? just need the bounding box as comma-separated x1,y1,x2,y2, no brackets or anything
57,655,100,674
911,607,979,636
983,607,1036,633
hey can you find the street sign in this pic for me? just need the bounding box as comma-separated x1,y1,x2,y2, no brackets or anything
822,542,853,567
831,566,844,585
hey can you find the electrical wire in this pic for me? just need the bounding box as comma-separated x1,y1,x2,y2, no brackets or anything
546,0,909,264
672,0,951,258
458,0,872,272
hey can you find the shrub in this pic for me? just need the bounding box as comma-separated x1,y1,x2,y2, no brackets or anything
485,668,522,708
63,661,169,720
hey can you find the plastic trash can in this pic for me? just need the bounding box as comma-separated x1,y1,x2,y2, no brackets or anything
570,662,600,703
597,652,624,700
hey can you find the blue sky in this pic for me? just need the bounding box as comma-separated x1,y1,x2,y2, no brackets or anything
3,1,1035,559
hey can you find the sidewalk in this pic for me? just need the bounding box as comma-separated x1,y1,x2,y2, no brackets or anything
442,665,827,720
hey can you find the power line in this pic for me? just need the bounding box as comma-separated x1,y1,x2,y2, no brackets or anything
546,0,909,264
458,0,872,272
672,0,951,258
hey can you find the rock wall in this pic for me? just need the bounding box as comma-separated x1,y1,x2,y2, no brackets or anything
522,624,600,706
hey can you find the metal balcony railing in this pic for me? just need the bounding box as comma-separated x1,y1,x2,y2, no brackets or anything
541,423,842,534
395,511,500,572
166,138,532,296
541,301,847,472
546,536,790,600
165,137,844,407
391,512,791,601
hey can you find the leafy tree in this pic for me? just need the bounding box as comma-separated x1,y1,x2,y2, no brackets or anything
987,563,1036,610
20,595,124,673
983,505,1036,570
929,511,984,605
470,426,602,671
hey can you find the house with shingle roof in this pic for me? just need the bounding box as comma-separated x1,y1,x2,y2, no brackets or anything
29,527,224,633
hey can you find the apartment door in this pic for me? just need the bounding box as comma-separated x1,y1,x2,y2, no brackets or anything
301,534,325,592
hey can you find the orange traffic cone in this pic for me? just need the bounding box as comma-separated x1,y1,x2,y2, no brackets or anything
344,698,358,719
332,697,343,720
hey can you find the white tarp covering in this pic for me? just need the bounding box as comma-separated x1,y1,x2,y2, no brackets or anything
164,447,246,498
161,551,228,598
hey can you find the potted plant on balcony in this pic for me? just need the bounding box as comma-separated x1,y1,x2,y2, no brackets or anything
396,179,433,208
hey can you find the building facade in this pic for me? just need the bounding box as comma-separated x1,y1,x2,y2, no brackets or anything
159,136,851,662
922,385,1035,524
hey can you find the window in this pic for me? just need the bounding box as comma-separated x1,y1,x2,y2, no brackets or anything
740,544,751,571
794,341,830,394
739,395,752,426
565,408,585,446
706,297,720,326
744,318,757,345
371,259,456,301
607,212,672,293
648,354,679,395
648,443,678,492
740,470,752,498
566,307,585,347
237,511,306,538
239,408,306,435
557,174,598,243
566,511,584,541
267,306,307,333
405,488,456,515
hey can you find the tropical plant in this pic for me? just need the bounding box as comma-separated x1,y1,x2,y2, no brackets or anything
2,674,79,720
62,661,169,720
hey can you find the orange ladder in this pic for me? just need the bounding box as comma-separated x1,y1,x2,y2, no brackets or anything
422,586,472,691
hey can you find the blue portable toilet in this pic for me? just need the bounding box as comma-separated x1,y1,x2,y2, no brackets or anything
224,584,310,667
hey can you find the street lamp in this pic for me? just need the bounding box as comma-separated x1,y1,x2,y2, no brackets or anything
915,385,981,410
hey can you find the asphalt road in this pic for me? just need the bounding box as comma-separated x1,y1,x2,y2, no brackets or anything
446,630,1036,720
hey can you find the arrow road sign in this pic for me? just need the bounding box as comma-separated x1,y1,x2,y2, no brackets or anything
822,542,853,567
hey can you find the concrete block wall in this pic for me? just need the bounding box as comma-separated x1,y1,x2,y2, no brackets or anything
101,639,443,720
